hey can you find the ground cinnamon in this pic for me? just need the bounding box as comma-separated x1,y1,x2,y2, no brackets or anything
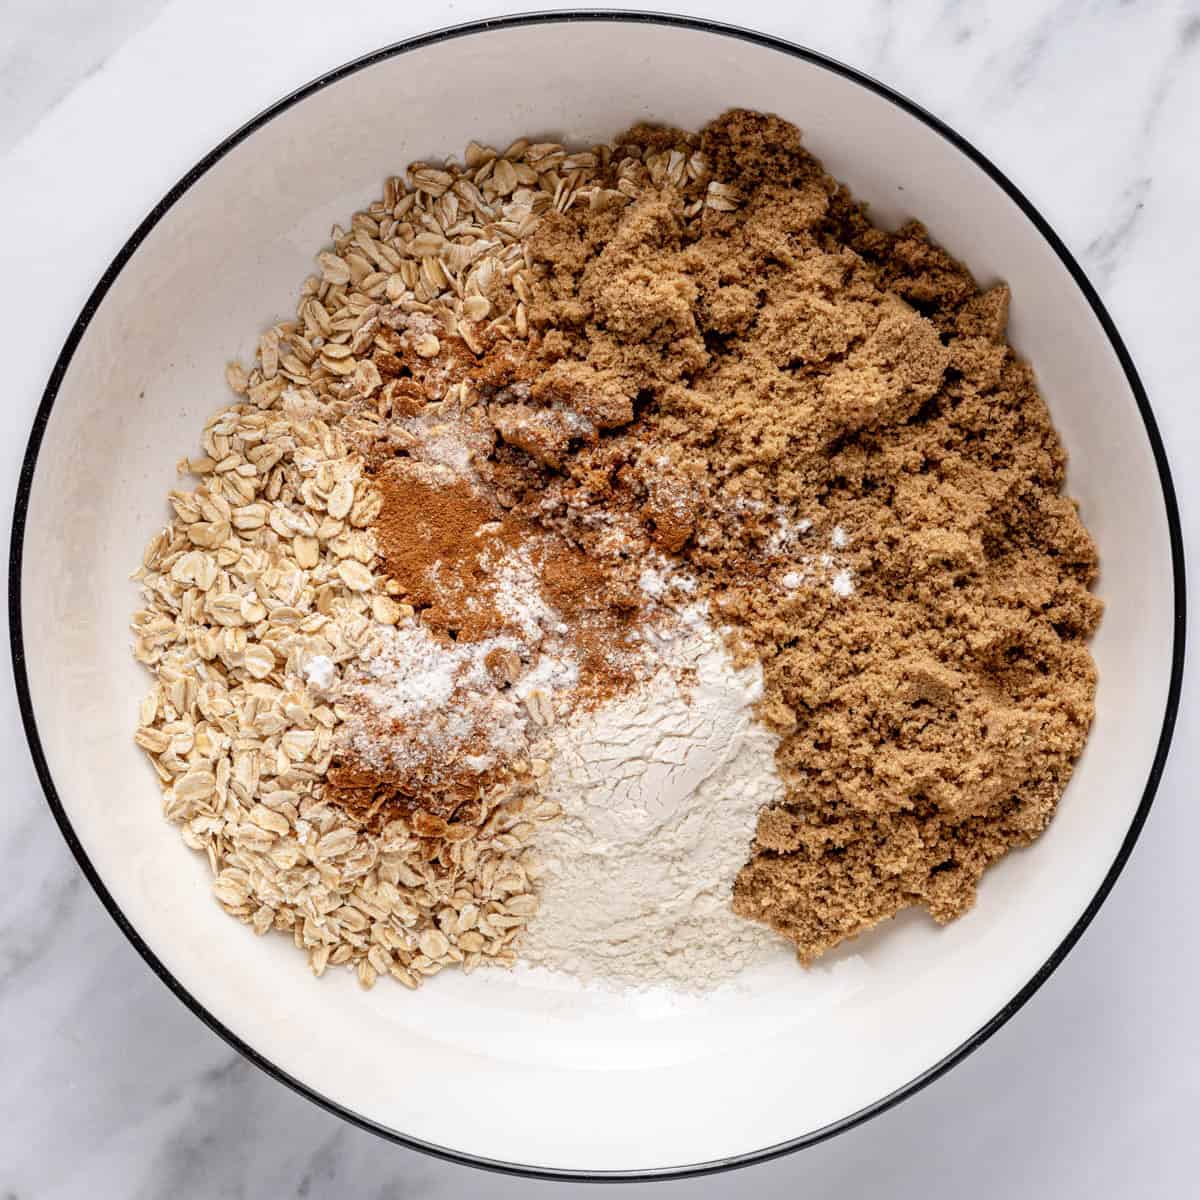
328,388,654,826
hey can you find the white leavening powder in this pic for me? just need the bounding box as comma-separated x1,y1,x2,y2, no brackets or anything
521,613,789,991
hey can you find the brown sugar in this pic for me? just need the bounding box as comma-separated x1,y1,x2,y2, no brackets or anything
476,109,1101,962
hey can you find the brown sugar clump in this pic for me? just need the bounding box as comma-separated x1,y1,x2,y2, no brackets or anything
485,109,1101,962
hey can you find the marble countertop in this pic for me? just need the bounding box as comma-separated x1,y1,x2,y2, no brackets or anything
1,2,1197,1196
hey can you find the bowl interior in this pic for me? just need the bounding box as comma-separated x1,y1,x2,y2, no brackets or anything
15,17,1177,1175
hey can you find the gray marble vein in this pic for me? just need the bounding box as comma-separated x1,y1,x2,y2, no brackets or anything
1080,7,1200,282
0,0,170,154
1085,175,1152,284
1,2,1198,1198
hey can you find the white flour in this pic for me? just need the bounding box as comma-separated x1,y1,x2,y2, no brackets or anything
521,613,789,991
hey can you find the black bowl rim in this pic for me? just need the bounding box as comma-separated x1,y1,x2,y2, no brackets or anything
8,8,1186,1184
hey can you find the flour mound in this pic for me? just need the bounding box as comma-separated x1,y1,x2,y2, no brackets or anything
521,614,789,991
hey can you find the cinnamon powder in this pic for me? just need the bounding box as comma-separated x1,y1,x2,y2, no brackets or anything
328,412,652,826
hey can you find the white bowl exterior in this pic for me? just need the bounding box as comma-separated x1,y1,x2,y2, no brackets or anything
19,21,1175,1173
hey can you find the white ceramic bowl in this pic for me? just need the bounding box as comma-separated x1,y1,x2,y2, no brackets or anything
11,13,1185,1180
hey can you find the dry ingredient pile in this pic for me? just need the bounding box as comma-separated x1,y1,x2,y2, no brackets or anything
522,614,788,989
132,109,1099,992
